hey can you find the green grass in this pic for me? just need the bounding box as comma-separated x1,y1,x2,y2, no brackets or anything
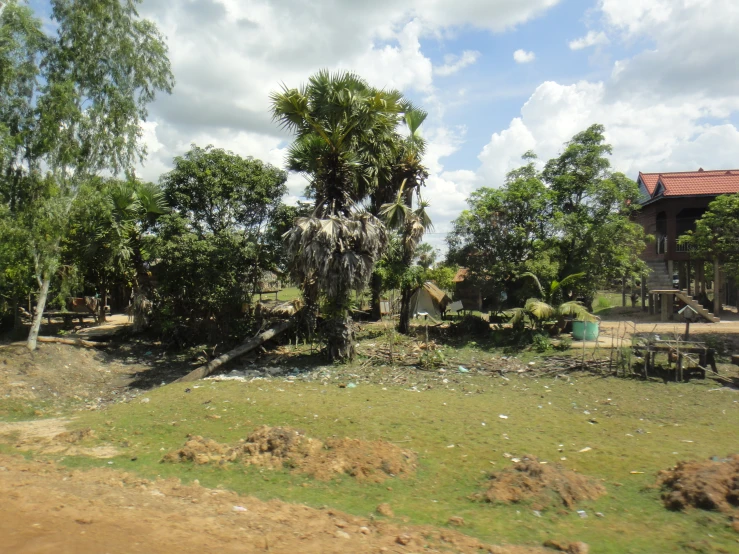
44,371,739,553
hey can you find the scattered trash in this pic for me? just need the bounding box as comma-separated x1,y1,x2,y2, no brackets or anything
140,398,150,404
533,510,542,517
458,366,470,373
184,388,191,393
346,383,357,389
232,506,247,512
578,447,592,453
583,410,591,415
595,512,605,518
503,452,512,458
446,444,455,448
630,471,644,474
577,510,588,519
499,414,509,419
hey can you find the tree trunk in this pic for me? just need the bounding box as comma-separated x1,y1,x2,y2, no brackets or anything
98,275,107,324
398,285,413,335
27,275,51,351
175,319,294,382
325,313,355,362
370,273,382,321
131,241,152,333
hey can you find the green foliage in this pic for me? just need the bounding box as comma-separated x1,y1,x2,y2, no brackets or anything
531,333,551,353
553,336,572,351
447,126,648,311
151,215,257,346
683,194,739,282
414,242,437,270
426,264,457,291
0,0,174,345
153,146,289,346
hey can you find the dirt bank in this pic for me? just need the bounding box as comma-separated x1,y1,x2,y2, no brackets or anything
0,453,547,554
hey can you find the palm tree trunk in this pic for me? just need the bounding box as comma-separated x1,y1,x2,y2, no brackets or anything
398,285,413,335
131,240,152,333
370,273,382,321
325,312,355,362
27,274,51,351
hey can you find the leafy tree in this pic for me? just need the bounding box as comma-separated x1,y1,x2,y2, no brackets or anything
684,194,739,282
542,124,647,301
0,0,174,349
271,71,406,361
447,153,553,308
153,146,288,345
426,264,458,292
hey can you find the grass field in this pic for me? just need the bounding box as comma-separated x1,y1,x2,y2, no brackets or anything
16,361,736,553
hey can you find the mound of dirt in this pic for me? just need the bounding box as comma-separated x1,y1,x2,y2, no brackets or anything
478,455,606,510
162,426,417,482
657,455,739,513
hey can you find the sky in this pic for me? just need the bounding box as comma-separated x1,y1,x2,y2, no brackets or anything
119,0,739,252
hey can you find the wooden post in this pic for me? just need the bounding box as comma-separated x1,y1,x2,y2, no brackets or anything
667,260,674,288
713,259,721,316
648,294,654,315
661,293,671,322
641,274,647,311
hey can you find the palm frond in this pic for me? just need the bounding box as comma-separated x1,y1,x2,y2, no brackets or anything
553,272,587,295
525,298,555,321
520,271,545,298
557,301,596,322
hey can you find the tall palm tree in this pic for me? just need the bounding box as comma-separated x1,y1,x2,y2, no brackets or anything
380,182,433,334
105,179,167,331
271,71,404,361
369,108,429,320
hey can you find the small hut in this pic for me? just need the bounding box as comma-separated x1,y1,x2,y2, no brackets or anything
411,282,452,320
453,268,482,311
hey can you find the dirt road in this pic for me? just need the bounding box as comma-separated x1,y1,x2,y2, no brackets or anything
0,454,545,554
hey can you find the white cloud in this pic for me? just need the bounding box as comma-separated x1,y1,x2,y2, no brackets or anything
435,50,481,77
513,49,536,63
568,30,609,50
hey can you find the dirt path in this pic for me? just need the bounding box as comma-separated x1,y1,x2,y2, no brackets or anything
0,454,546,554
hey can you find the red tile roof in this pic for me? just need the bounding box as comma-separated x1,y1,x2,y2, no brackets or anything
638,169,739,200
639,169,739,195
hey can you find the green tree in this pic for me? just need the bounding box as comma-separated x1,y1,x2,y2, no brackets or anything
271,71,405,361
684,194,739,282
0,0,174,349
447,153,553,308
542,124,646,302
154,146,288,345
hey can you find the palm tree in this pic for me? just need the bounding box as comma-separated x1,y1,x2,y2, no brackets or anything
380,182,433,334
271,71,405,361
105,179,167,331
510,272,595,331
369,108,429,321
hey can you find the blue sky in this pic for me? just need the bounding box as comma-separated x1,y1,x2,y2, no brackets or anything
21,0,739,252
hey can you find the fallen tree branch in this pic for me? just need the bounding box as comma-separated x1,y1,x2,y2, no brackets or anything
174,319,294,383
37,336,109,348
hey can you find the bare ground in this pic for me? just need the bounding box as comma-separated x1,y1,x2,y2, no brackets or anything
0,453,549,554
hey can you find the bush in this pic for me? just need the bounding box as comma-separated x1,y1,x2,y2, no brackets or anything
554,337,572,351
532,333,551,353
